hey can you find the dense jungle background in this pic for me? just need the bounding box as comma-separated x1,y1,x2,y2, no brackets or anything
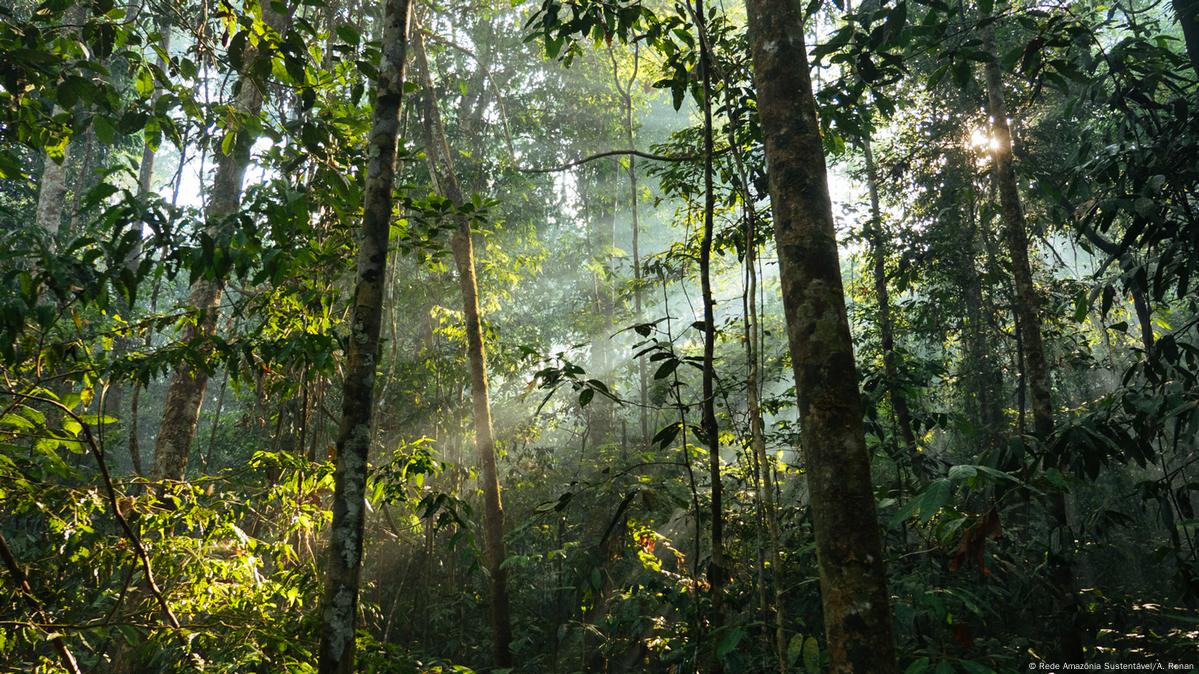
1,0,1198,671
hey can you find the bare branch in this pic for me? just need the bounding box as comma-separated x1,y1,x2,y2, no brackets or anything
519,149,703,174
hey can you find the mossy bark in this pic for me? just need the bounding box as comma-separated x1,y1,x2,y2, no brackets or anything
316,0,411,672
745,2,898,671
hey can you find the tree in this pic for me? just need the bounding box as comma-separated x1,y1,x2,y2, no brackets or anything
744,0,898,671
151,2,293,481
979,6,1082,658
315,0,413,671
413,24,514,667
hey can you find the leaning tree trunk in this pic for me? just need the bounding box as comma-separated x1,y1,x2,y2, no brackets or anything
316,0,411,671
413,27,514,668
151,4,291,481
744,2,898,672
980,10,1083,660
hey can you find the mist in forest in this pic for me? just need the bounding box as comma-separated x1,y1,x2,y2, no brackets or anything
1,0,1197,672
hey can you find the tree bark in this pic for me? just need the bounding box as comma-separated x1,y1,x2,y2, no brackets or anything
981,11,1083,659
35,143,70,243
1174,0,1199,74
413,27,514,668
316,0,411,672
151,4,291,481
744,2,898,672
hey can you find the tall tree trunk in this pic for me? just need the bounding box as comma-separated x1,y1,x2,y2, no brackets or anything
745,207,787,674
981,24,1052,442
1174,0,1199,73
608,45,649,443
745,2,898,672
151,3,292,481
316,0,411,671
33,4,88,245
980,11,1083,660
961,181,1006,450
413,27,514,667
863,137,919,461
692,0,725,662
106,17,172,465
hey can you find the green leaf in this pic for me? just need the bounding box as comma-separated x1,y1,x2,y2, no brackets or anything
135,67,155,97
802,636,820,674
715,627,745,659
0,150,23,179
93,116,116,145
653,359,678,380
947,465,978,482
787,634,804,666
905,657,930,674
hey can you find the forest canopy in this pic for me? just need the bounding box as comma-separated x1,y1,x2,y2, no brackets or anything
1,0,1197,671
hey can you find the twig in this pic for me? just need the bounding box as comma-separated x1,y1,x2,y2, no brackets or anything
0,531,83,674
12,393,183,632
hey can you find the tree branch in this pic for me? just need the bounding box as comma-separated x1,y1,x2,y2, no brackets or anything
12,393,183,632
0,531,83,674
518,149,703,174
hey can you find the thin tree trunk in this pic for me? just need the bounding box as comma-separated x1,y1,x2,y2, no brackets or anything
961,175,1006,450
316,0,411,671
413,27,513,668
151,4,291,481
863,137,918,459
105,18,172,456
744,207,787,674
980,10,1083,660
692,1,725,662
609,44,648,443
745,2,898,672
586,162,617,445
